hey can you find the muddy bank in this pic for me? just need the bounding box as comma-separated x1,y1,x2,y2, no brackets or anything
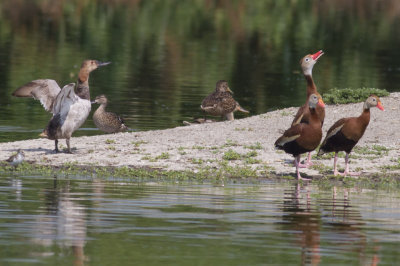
1,93,400,179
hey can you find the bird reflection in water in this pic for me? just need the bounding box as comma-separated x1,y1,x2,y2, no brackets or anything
282,183,321,265
31,178,88,266
281,183,380,266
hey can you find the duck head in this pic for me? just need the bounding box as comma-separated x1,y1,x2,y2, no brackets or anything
300,50,324,76
215,80,233,94
364,94,384,111
92,94,108,105
308,93,325,109
78,60,111,83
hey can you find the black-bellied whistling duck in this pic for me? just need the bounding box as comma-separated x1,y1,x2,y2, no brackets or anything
201,80,249,121
291,50,325,167
318,95,384,176
275,93,325,180
12,60,110,153
92,95,128,133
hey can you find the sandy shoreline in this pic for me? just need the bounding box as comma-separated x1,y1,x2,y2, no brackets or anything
1,93,400,178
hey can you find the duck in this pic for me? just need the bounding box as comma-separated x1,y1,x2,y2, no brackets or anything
318,95,384,176
291,50,325,167
92,95,128,133
12,60,110,153
6,149,25,166
275,93,325,180
200,80,249,121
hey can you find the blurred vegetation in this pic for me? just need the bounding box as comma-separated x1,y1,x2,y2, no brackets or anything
322,88,390,104
0,0,400,141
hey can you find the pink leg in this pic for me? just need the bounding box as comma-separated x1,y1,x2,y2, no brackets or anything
294,155,308,180
334,153,360,176
343,153,360,176
297,152,313,168
333,152,341,176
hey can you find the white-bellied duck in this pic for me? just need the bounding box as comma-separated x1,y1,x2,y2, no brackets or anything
201,80,249,121
92,95,128,133
318,95,384,176
275,93,325,180
291,50,325,167
12,60,110,153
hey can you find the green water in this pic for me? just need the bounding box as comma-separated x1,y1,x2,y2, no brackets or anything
1,176,400,265
1,0,400,142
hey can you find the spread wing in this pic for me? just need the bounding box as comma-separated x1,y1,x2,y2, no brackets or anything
52,83,78,117
12,79,61,114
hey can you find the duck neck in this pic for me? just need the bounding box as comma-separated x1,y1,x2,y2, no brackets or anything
304,74,317,98
358,107,371,128
309,107,320,126
76,70,90,100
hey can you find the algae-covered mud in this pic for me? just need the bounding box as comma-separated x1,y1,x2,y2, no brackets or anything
1,93,400,182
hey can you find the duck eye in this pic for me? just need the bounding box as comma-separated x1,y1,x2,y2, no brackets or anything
305,58,310,62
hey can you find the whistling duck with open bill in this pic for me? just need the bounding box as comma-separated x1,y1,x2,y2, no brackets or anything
12,60,110,153
291,50,325,168
318,95,384,176
275,93,325,180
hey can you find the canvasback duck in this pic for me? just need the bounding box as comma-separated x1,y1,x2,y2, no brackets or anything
318,95,384,176
201,80,249,121
12,60,110,153
275,93,325,180
92,95,128,133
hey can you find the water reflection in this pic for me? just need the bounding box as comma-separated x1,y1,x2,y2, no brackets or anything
0,177,399,265
282,183,321,265
32,178,87,266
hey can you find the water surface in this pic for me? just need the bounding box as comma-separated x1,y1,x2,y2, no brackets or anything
0,175,399,265
1,1,400,141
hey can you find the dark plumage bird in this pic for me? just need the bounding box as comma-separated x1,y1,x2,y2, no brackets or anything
12,60,110,153
291,50,325,167
92,95,128,133
201,80,249,121
275,93,325,180
318,95,384,176
6,149,25,166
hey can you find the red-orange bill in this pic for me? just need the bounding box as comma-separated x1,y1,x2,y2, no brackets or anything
377,101,384,111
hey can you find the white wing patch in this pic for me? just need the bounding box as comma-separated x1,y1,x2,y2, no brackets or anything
276,134,301,146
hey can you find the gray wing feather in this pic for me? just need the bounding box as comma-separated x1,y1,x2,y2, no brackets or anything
12,79,61,114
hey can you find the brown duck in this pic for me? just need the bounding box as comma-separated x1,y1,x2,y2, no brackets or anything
275,93,325,180
291,50,325,167
92,95,128,133
12,60,110,153
200,80,249,121
318,95,384,176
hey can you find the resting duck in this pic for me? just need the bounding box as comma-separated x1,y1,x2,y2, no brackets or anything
201,80,249,121
5,149,25,166
12,60,110,153
318,95,384,176
291,50,325,167
92,95,128,133
275,93,325,180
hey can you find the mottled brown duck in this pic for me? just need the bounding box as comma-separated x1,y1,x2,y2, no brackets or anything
291,50,325,167
92,95,128,133
318,95,384,176
275,93,325,180
200,80,248,121
12,60,110,153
